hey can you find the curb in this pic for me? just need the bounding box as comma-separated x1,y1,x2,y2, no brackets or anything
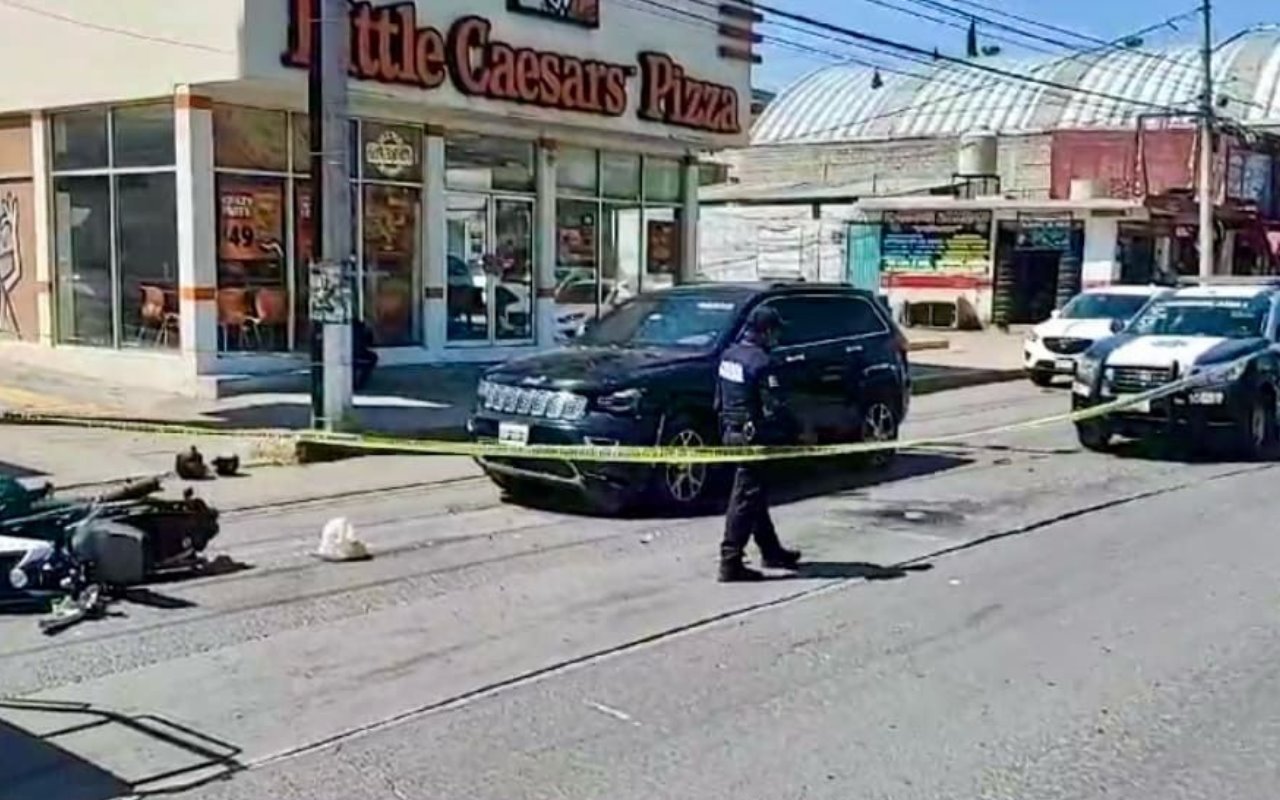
906,339,950,352
911,368,1025,396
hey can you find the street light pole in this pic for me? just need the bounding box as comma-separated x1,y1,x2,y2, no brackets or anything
1197,0,1215,278
308,0,354,430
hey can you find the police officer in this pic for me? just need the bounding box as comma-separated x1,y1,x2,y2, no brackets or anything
715,305,803,582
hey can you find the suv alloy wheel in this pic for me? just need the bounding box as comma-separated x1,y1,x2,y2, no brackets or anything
859,397,900,468
652,413,723,509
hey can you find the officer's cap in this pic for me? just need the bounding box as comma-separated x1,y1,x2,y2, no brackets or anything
745,305,784,334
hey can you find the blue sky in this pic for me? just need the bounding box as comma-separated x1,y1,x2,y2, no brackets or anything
755,0,1277,91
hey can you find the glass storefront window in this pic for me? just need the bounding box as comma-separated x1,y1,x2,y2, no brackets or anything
555,198,600,329
445,194,535,344
557,147,598,194
214,105,289,172
601,152,641,200
51,110,108,172
112,104,175,168
644,158,681,204
362,183,420,346
215,175,288,351
51,105,180,350
291,113,310,174
116,173,179,344
643,206,678,292
446,134,535,193
494,199,533,341
603,203,642,306
53,176,113,346
446,194,488,342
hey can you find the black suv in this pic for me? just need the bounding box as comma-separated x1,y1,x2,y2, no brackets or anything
467,283,912,511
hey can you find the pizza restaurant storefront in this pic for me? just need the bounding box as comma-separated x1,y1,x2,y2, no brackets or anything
0,0,751,396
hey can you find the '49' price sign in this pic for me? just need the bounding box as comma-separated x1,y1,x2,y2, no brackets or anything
219,183,284,261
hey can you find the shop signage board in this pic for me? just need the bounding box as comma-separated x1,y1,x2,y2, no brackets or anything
280,0,742,135
1014,212,1074,252
364,129,416,179
507,0,599,28
879,210,991,272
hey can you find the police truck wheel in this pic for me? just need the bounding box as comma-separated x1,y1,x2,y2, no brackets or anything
1075,420,1112,452
1235,390,1276,460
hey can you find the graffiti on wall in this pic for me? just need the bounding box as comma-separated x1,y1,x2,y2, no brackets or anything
0,191,21,337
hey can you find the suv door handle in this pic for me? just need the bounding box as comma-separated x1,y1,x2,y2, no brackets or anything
785,353,806,363
844,344,863,353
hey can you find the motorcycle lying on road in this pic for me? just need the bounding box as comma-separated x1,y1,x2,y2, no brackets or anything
0,476,220,634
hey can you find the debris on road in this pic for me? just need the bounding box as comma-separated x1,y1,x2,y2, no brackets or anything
315,517,371,562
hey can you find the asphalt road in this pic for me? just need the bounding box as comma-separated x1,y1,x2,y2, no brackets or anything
3,379,1279,800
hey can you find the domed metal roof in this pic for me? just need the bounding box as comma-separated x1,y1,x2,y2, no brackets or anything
751,27,1280,145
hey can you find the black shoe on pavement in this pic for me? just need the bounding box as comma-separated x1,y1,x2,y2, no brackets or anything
761,547,802,570
718,561,766,583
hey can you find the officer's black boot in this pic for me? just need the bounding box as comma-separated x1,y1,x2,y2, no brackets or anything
718,558,765,583
761,546,802,570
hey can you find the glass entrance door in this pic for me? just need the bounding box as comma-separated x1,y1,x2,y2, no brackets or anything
446,194,534,344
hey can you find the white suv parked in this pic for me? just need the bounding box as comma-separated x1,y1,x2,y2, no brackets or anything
1023,285,1169,386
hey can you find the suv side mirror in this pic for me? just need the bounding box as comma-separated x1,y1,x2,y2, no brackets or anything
1109,318,1125,334
1049,308,1061,319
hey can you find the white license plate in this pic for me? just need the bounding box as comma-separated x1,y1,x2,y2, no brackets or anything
1055,358,1076,372
1116,395,1151,414
498,422,530,447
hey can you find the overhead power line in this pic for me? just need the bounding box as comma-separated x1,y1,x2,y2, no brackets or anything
896,0,1256,105
750,6,1209,144
733,0,1202,114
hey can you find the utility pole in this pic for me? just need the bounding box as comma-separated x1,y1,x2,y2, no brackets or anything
1197,0,1215,278
308,0,354,429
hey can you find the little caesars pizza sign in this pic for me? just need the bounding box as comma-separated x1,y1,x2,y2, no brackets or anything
281,0,742,135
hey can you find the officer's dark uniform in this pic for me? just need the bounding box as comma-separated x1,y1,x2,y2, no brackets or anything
715,306,802,582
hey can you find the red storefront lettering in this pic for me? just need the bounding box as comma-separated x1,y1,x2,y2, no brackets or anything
446,15,629,116
282,0,739,133
637,52,740,135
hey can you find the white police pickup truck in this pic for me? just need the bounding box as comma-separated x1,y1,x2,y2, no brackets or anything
1070,281,1280,458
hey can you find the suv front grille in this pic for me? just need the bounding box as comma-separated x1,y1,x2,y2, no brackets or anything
478,382,588,421
1108,365,1174,395
1043,337,1092,355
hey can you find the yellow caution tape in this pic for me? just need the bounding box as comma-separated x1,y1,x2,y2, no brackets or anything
0,353,1249,464
0,376,1198,462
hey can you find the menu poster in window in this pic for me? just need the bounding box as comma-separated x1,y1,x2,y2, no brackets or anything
219,179,284,262
646,220,677,273
558,214,596,267
364,186,417,257
880,210,991,272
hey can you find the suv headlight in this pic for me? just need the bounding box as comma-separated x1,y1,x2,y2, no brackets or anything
8,566,28,589
1200,358,1248,385
597,388,644,415
1076,357,1100,384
